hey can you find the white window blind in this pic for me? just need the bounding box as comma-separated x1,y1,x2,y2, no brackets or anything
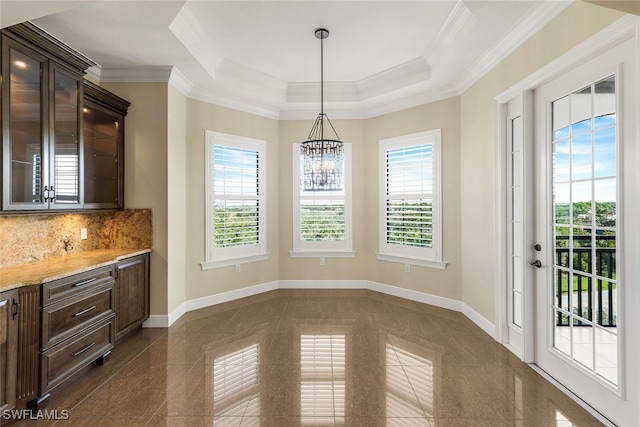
385,144,434,248
291,143,354,257
213,145,259,248
378,130,443,268
203,131,267,269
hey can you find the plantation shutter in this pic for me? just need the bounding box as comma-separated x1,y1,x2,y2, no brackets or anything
213,145,260,248
204,131,267,269
385,144,434,248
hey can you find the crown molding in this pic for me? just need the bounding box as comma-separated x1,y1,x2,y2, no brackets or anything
454,0,572,93
287,57,431,104
357,57,431,100
96,66,174,83
423,0,475,61
168,67,194,97
169,3,223,80
189,90,281,120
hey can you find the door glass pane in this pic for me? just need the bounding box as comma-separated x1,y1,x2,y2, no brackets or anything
9,48,43,204
551,75,618,385
83,105,120,204
510,116,523,328
52,70,80,204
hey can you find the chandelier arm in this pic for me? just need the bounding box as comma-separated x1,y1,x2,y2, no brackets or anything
323,114,341,141
307,114,322,141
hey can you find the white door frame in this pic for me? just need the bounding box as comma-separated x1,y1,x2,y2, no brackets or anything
494,14,639,425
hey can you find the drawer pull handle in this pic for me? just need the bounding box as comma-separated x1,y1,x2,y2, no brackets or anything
74,278,97,288
74,306,97,317
73,342,96,357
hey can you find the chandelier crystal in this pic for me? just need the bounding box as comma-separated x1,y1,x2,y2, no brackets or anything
300,28,344,192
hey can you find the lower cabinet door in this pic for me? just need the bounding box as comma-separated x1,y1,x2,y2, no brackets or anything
40,317,114,393
0,290,18,414
115,254,149,340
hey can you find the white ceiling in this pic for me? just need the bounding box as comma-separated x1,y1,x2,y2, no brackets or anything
2,0,573,119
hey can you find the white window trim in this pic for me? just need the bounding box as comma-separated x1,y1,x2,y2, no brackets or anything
201,131,268,270
291,142,354,258
377,130,446,269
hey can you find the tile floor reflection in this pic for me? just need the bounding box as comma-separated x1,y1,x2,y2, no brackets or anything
11,290,605,426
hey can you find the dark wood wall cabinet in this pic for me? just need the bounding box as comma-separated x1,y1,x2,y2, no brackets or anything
1,22,130,213
0,253,149,418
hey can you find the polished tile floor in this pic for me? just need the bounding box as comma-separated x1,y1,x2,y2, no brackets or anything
12,290,604,426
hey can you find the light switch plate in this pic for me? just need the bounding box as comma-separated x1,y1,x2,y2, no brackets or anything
80,228,88,240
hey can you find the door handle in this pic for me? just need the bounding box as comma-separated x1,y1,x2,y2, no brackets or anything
530,260,542,268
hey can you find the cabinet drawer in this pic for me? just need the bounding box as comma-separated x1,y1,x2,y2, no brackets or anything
42,284,114,349
41,318,114,393
42,266,115,305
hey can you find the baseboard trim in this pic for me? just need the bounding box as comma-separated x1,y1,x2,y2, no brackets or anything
148,280,496,338
368,281,462,312
278,279,368,289
186,280,279,312
143,315,169,328
461,302,496,338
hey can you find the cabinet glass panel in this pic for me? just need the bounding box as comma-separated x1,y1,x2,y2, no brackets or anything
52,69,80,205
9,47,44,204
83,104,120,205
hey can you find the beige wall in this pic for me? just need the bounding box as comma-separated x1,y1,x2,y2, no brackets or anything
365,97,462,300
459,2,624,321
277,119,368,280
184,99,280,301
102,82,169,317
167,85,188,314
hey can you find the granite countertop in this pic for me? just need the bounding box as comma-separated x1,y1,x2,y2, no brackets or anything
0,248,151,292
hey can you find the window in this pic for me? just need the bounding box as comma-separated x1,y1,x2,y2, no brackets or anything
378,130,445,269
291,143,354,258
202,131,267,269
54,154,79,202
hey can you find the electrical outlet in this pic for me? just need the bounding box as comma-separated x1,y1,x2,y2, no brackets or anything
80,228,88,240
404,264,411,273
235,264,241,273
320,257,326,266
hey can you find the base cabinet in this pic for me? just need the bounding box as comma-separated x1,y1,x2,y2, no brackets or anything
0,289,18,416
115,254,149,340
2,253,150,418
40,266,116,396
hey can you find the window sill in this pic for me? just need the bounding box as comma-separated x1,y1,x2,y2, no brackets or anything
376,253,447,270
289,250,356,259
200,253,270,270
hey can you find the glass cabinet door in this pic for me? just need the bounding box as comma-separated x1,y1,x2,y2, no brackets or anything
49,67,82,208
83,100,123,207
3,42,48,210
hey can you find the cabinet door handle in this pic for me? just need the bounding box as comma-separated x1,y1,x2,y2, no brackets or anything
74,278,96,288
43,186,50,202
74,305,97,317
73,342,96,357
12,299,20,319
50,186,55,201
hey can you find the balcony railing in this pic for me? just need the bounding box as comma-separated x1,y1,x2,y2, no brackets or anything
555,235,616,327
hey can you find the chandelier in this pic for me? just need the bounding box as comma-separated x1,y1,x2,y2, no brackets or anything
300,28,344,192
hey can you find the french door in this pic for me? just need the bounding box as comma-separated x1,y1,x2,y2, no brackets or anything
532,38,638,426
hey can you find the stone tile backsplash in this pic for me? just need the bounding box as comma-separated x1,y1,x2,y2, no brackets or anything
0,209,152,268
